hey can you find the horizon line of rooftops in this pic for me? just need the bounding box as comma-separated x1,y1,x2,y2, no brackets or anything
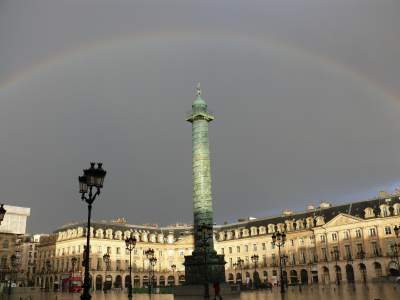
55,190,400,233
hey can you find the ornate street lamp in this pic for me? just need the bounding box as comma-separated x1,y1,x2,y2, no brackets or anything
0,204,6,225
8,254,17,295
271,231,286,294
236,258,244,289
357,248,367,284
393,226,400,270
330,249,340,286
125,235,137,299
144,248,157,295
171,264,176,287
103,252,110,293
79,162,106,300
71,257,77,278
197,223,213,299
251,254,259,289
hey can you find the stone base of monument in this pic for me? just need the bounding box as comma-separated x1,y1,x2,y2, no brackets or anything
174,283,241,299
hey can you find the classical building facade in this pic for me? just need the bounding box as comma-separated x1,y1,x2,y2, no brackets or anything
0,205,31,287
35,194,400,290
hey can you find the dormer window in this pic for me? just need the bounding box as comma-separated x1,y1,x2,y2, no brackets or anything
393,204,400,216
306,217,314,229
364,207,375,219
268,224,275,233
380,204,390,217
285,220,294,232
296,220,304,230
315,216,325,226
250,227,258,236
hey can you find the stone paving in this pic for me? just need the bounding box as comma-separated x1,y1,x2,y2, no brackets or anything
1,283,400,300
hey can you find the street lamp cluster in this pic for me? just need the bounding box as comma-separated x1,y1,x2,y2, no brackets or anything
392,225,400,272
125,235,137,299
144,248,157,295
233,258,244,287
102,252,111,292
78,162,107,300
330,248,340,285
271,231,286,294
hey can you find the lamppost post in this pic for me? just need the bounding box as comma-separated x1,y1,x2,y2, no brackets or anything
171,264,176,287
103,252,110,293
357,248,366,284
125,235,137,299
271,231,286,294
78,162,107,300
8,254,17,295
251,254,259,289
45,260,51,291
144,248,156,295
393,226,400,272
71,257,77,279
236,258,244,289
330,249,340,286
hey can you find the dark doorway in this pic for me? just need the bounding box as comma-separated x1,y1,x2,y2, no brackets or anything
345,264,355,283
300,269,308,285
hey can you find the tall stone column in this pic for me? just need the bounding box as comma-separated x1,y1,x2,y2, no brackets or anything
184,84,225,285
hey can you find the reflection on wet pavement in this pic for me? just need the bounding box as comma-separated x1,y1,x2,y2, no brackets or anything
4,283,400,300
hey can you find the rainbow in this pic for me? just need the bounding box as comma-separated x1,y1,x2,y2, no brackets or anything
0,30,398,105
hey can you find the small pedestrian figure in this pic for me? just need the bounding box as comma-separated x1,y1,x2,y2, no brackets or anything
213,281,222,300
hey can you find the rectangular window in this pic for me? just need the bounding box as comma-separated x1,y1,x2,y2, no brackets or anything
343,231,350,240
116,247,121,255
332,233,338,241
371,241,380,256
236,246,240,253
245,245,249,252
253,244,257,251
369,228,377,237
384,226,392,235
116,260,121,271
345,245,351,259
262,243,266,251
229,247,232,254
356,229,362,238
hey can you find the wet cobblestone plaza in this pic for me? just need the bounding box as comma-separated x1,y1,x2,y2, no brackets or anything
3,283,400,300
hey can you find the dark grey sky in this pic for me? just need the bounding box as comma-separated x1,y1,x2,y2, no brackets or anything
1,0,400,233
